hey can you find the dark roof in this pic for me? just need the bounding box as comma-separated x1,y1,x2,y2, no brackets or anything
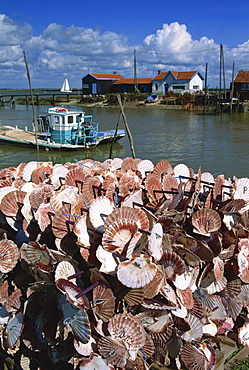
234,70,249,83
88,73,124,80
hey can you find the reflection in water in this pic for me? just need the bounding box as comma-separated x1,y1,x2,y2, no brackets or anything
0,104,249,178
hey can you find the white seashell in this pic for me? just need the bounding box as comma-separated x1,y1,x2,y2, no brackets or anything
89,196,115,232
173,163,190,183
234,177,249,202
148,223,163,261
173,266,199,290
73,337,97,357
0,186,17,203
182,314,203,341
206,276,227,294
55,261,76,284
202,321,218,336
73,214,90,248
22,161,38,182
96,245,118,274
49,164,69,187
137,159,154,178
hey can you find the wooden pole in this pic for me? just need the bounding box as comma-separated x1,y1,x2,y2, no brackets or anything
117,94,136,159
23,51,39,152
109,100,125,159
230,62,235,112
204,63,208,114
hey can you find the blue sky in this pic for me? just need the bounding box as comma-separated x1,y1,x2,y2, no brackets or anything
1,0,249,88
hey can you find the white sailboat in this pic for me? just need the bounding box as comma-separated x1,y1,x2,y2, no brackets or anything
60,78,72,93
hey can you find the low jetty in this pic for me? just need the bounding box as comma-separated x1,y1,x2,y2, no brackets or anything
0,157,248,369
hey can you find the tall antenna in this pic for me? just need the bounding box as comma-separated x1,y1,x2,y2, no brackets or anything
134,49,139,93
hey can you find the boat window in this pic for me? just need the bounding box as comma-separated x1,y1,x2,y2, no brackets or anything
68,115,74,124
54,116,60,124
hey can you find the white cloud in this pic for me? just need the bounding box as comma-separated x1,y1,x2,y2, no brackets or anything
0,15,248,88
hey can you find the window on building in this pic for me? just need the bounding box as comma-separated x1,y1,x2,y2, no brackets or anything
155,84,158,90
193,85,199,89
68,116,74,124
242,83,249,90
172,85,185,90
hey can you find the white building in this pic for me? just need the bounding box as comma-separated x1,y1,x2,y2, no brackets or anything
152,70,204,94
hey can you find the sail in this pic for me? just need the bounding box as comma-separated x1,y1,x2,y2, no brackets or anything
60,78,72,92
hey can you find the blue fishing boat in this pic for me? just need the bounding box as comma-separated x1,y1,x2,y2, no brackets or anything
0,107,125,150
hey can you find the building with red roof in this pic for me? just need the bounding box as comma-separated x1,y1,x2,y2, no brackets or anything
112,77,153,93
233,70,249,101
152,70,204,94
82,73,124,95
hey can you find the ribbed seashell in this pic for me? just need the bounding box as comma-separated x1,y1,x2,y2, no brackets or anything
176,287,194,309
80,176,102,207
143,267,165,299
137,311,173,333
97,336,128,368
54,261,76,284
50,186,79,212
160,282,179,306
5,289,22,313
22,161,38,182
12,178,27,190
117,254,158,288
104,206,149,232
144,173,163,201
102,172,118,190
192,208,221,235
0,280,8,304
0,238,19,273
161,174,179,199
170,303,188,318
20,241,56,272
189,295,204,319
173,163,190,183
63,308,90,343
213,256,224,281
227,296,243,319
102,218,140,256
200,171,214,190
233,177,249,201
0,178,13,188
73,214,90,248
77,352,110,369
213,174,225,200
34,202,54,232
89,196,115,232
137,159,154,179
157,250,186,280
121,189,143,208
237,284,249,305
96,245,118,274
92,284,115,322
29,185,53,210
121,157,138,172
224,279,241,299
148,222,163,261
51,203,79,239
173,246,201,267
64,166,86,191
153,160,173,179
31,164,53,185
102,157,122,170
238,322,249,349
56,278,90,310
206,276,227,294
4,312,24,348
123,287,145,306
118,170,142,197
108,313,146,354
180,343,215,370
182,314,203,341
173,266,199,290
49,163,69,188
0,190,26,217
0,186,16,204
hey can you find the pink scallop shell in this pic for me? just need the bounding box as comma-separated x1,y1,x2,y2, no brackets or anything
0,239,19,273
192,208,221,235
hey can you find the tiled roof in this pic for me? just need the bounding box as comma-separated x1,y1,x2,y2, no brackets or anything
153,72,167,81
170,71,198,80
234,70,249,83
113,78,152,85
90,73,124,80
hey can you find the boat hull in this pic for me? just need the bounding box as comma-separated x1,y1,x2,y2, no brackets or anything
0,126,125,150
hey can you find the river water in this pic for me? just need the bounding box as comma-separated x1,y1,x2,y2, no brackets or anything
0,104,249,179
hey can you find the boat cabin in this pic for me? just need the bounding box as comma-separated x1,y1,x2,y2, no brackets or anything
37,107,99,146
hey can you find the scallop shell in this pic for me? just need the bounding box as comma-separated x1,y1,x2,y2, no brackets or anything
161,174,179,199
144,173,163,201
49,163,69,187
20,241,56,272
0,239,19,273
238,322,249,349
22,161,38,182
180,343,214,370
92,284,115,322
182,314,203,342
143,266,165,299
123,288,145,306
173,163,190,182
227,296,243,319
104,206,149,232
54,261,76,284
4,312,24,348
137,311,173,333
157,250,186,280
96,245,118,274
213,256,224,281
89,196,115,232
108,313,146,353
64,166,86,190
97,336,128,368
5,289,22,313
51,203,79,239
0,280,8,304
35,202,54,232
63,309,90,343
31,164,53,184
56,278,90,310
153,160,173,179
121,157,138,172
81,176,102,207
173,266,199,290
176,287,194,309
77,353,110,369
0,190,26,217
73,213,91,248
148,222,163,261
50,186,78,212
234,177,249,201
137,159,154,178
192,208,221,235
29,185,53,210
119,171,142,197
117,254,158,288
200,171,214,190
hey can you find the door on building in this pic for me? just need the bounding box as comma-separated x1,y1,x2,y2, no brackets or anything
164,84,169,94
92,83,97,94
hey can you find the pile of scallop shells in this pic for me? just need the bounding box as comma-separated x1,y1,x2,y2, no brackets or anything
0,156,249,369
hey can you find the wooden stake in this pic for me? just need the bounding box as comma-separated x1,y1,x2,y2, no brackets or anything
23,50,39,152
117,94,136,159
109,102,124,159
